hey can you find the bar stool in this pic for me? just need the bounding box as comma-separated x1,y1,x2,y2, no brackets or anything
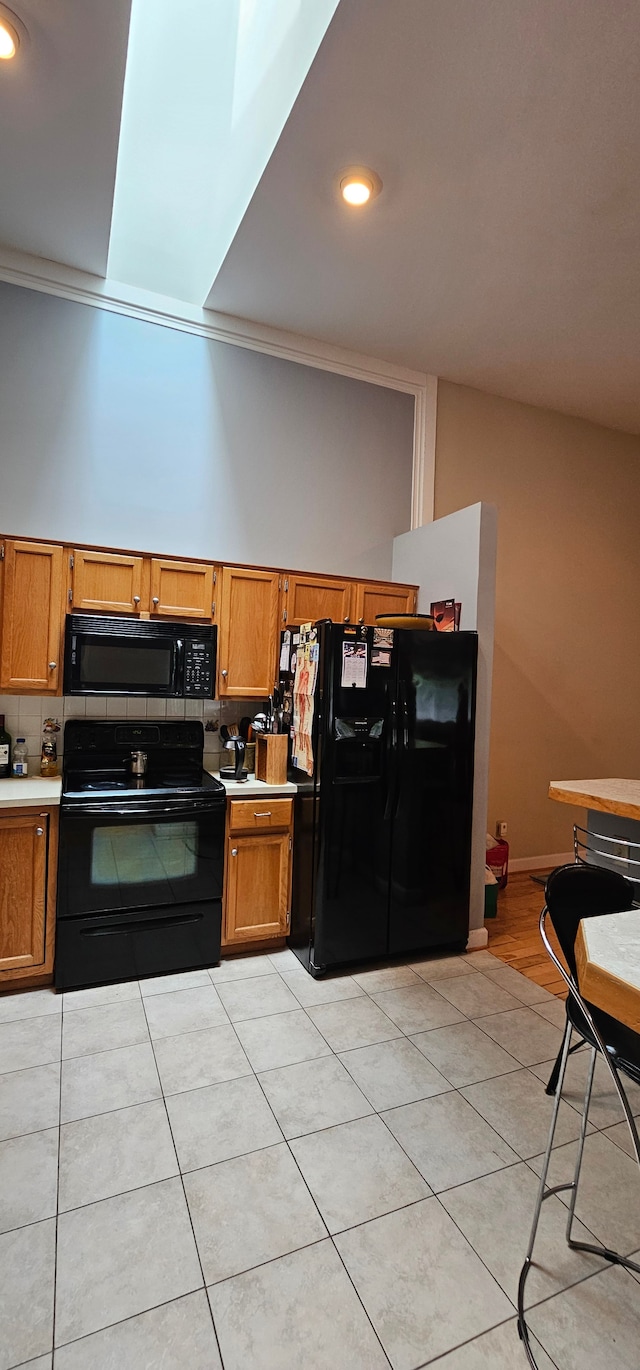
517,862,640,1368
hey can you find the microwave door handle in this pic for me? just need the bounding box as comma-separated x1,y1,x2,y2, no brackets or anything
173,639,184,694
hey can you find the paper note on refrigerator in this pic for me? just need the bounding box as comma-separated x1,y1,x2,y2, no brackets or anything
341,641,367,688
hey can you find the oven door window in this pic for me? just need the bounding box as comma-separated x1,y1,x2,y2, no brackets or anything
76,636,178,695
58,808,224,916
92,821,198,886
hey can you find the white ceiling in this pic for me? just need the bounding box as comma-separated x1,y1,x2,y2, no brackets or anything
209,0,640,434
0,0,132,274
1,0,639,434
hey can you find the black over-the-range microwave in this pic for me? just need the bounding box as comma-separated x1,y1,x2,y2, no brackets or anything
63,614,216,698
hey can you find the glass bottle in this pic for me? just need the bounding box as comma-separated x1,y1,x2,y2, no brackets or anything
0,715,11,779
12,737,28,778
40,718,60,778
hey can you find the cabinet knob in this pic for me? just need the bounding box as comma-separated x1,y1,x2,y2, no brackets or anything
359,617,364,624
152,596,159,606
221,669,228,677
48,661,57,670
231,848,238,856
133,596,140,604
35,827,44,836
343,616,350,623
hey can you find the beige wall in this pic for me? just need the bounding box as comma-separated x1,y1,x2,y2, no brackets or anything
434,381,640,860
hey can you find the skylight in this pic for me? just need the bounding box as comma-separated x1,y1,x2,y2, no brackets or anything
107,0,340,307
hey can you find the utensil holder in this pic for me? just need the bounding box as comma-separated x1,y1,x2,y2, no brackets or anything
255,734,288,786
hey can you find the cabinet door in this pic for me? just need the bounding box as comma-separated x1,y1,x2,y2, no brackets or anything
353,581,417,624
224,831,291,942
0,540,64,692
72,549,144,614
283,573,353,626
150,559,214,619
0,813,47,972
218,567,279,698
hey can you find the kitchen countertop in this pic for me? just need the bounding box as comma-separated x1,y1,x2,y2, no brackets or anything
549,778,640,822
208,771,298,798
0,776,62,809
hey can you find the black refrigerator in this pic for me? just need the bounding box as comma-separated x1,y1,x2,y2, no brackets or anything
282,622,477,976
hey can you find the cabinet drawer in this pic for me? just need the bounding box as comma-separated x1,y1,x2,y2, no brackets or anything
228,798,293,833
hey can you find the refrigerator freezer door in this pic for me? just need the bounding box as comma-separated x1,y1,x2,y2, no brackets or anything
388,631,477,955
311,624,393,971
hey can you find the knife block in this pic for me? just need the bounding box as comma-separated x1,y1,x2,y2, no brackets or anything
255,734,288,786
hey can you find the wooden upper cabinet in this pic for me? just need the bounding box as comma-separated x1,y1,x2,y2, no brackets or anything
0,812,48,973
217,567,279,698
72,549,143,614
0,540,64,692
150,559,215,619
283,573,354,626
353,581,417,624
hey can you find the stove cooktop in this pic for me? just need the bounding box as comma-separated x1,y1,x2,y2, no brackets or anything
62,768,224,803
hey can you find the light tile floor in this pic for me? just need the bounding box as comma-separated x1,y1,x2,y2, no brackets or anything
1,948,639,1368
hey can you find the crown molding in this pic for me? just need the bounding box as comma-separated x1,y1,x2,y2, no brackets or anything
0,244,437,528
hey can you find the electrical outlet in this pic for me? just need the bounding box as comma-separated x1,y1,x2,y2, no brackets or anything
496,820,508,839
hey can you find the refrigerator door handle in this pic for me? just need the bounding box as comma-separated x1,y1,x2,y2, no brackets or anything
383,684,398,821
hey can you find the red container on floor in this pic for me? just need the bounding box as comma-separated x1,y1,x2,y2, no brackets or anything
486,839,509,890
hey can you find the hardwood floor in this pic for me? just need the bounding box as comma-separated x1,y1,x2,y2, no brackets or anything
487,869,568,998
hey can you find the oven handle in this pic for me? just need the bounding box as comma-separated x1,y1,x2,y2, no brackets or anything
63,802,222,818
80,910,206,936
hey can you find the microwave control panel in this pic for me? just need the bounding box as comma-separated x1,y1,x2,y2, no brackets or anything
184,640,214,697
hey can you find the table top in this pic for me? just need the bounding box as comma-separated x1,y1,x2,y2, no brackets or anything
576,908,640,1034
549,779,640,823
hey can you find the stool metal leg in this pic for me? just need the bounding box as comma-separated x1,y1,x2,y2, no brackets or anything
565,1046,596,1247
518,1017,574,1367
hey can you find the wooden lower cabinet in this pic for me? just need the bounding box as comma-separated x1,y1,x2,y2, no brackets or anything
0,807,58,987
223,798,293,946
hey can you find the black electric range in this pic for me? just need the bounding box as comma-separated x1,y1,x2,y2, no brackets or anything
55,720,225,990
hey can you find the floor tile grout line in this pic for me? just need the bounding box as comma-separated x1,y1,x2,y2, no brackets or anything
50,1005,63,1363
138,987,226,1370
242,1022,395,1370
40,1289,219,1363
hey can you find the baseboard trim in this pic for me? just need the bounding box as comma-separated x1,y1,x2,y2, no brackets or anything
508,852,573,873
466,927,489,950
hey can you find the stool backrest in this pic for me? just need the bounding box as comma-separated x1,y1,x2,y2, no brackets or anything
545,863,636,979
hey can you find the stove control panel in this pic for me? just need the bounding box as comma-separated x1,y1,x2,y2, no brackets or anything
184,639,214,697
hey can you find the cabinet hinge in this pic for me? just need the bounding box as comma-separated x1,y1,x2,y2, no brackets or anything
213,570,217,585
211,601,216,616
286,909,291,930
0,543,4,561
282,610,287,623
68,588,73,603
289,835,292,852
284,577,289,592
69,554,74,569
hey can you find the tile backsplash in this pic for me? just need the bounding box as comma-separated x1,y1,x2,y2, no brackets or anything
0,696,268,773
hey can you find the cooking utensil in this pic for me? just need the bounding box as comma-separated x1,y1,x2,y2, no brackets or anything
129,749,147,775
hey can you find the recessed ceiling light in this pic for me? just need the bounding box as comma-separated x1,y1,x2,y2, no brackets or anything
0,5,26,60
338,166,383,208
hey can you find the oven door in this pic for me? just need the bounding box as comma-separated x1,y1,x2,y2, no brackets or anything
64,625,181,696
57,800,224,918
